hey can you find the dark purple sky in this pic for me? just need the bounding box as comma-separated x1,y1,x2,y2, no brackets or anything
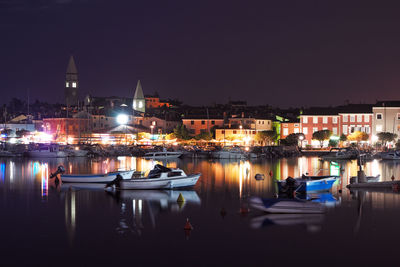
2,0,400,107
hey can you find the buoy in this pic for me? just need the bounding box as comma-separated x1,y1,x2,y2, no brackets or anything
184,218,193,230
392,175,395,181
177,193,185,203
269,170,273,177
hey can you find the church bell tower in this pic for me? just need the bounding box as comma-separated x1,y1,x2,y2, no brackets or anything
65,56,79,107
133,80,145,113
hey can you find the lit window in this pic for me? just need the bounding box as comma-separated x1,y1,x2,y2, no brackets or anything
72,82,77,88
350,115,355,122
283,128,288,136
323,117,328,124
365,115,370,122
343,125,348,134
332,117,337,124
365,126,370,134
376,113,382,120
139,101,143,108
357,115,362,122
376,125,383,132
313,127,318,133
343,115,348,122
133,102,137,109
303,117,308,124
294,128,299,133
303,127,308,134
313,117,318,124
66,82,69,87
333,127,337,135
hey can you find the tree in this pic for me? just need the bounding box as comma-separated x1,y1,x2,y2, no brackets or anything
173,124,190,140
195,131,212,140
377,132,397,146
328,139,338,147
312,130,332,148
283,133,305,146
255,130,276,146
347,131,369,143
340,134,347,142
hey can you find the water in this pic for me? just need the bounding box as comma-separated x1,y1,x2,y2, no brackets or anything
1,157,400,266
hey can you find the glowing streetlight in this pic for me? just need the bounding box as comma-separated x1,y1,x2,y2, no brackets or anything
299,134,304,148
116,114,129,145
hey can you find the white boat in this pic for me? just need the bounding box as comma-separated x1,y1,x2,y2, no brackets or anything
116,164,201,190
26,144,68,158
249,197,325,214
211,147,246,159
381,151,400,160
61,170,134,183
144,151,183,159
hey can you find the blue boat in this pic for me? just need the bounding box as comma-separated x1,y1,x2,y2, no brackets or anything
277,175,339,193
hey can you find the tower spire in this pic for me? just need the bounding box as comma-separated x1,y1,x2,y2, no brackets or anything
132,80,145,113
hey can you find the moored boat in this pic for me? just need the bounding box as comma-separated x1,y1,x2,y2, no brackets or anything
277,175,339,193
114,164,201,190
380,151,400,160
143,151,183,159
249,197,325,214
26,144,67,158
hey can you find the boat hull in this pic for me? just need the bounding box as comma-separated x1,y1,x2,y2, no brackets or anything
118,174,201,190
61,170,134,183
26,151,68,158
143,152,182,159
277,176,338,193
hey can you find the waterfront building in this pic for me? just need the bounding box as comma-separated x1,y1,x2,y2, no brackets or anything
145,93,171,109
65,56,79,107
280,121,301,139
182,116,225,136
372,101,400,137
134,116,179,134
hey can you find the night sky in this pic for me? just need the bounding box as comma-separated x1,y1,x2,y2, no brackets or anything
2,0,400,107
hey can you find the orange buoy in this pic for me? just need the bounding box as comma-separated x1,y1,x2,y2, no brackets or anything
184,218,193,230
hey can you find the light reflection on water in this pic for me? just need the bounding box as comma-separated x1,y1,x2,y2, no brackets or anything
2,156,400,265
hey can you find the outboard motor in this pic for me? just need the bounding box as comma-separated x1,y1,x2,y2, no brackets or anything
280,176,298,198
50,165,66,178
105,174,123,188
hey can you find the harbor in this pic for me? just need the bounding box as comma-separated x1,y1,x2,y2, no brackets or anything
1,156,400,265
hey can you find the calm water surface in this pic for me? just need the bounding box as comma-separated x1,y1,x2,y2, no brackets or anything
1,156,400,266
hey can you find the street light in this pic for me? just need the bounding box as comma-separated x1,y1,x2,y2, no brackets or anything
299,134,304,149
116,114,129,145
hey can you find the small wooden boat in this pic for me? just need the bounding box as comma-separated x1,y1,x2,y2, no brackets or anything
277,175,339,193
115,164,201,190
50,165,135,183
249,197,325,214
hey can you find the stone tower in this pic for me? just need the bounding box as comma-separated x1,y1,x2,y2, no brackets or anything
65,56,79,107
132,80,145,113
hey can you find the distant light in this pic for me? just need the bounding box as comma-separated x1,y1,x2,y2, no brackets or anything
330,135,340,141
372,135,378,142
9,138,17,144
116,114,129,125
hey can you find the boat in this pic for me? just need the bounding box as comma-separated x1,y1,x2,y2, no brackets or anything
277,175,339,193
350,174,380,183
114,164,201,190
321,147,358,160
211,146,246,159
249,197,325,214
49,165,135,183
381,151,400,160
25,144,68,158
143,151,183,159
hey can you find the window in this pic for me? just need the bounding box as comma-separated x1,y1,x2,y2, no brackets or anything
313,117,318,124
294,124,299,127
72,82,77,88
294,128,299,134
313,127,318,133
323,117,328,124
201,121,205,125
397,113,400,120
191,121,194,125
333,127,337,135
376,113,382,120
365,115,370,122
350,115,355,122
343,125,348,135
66,82,69,87
283,128,289,136
138,101,143,108
376,125,383,132
303,127,308,134
343,115,348,122
357,115,362,122
303,117,308,124
332,117,337,124
221,130,225,134
323,127,328,130
211,120,215,125
233,130,237,134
